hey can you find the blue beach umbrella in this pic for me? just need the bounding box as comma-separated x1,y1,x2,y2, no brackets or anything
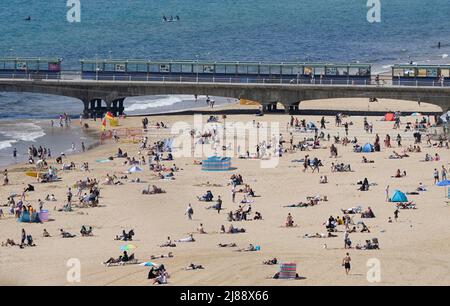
436,180,450,198
436,180,450,187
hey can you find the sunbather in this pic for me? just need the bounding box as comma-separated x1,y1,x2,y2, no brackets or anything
60,229,76,238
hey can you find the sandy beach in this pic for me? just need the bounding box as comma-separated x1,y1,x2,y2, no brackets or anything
0,99,449,286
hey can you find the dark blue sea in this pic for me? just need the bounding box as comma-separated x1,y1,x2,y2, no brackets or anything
0,0,449,163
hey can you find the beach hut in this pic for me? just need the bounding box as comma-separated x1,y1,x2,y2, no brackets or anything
390,190,408,202
362,143,374,153
278,263,298,279
201,156,232,171
384,113,395,121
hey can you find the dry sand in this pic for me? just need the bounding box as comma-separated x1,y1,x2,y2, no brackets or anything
0,98,448,286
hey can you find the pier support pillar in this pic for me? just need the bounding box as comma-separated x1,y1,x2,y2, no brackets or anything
82,100,90,119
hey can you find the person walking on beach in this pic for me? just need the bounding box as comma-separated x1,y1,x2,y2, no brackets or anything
21,229,27,247
186,204,194,220
67,188,73,205
231,187,236,203
342,253,351,275
385,185,390,202
441,166,447,181
396,134,402,147
434,168,440,183
82,142,86,152
394,208,399,222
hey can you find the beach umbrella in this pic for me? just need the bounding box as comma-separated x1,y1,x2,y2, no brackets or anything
139,261,157,267
120,244,137,251
128,166,143,173
436,180,450,198
411,112,422,116
436,180,450,187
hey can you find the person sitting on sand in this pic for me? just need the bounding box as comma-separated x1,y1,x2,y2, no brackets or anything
143,185,165,195
362,156,374,163
319,175,328,184
104,251,135,266
60,229,76,238
197,223,207,234
263,258,278,265
186,263,204,270
417,182,427,192
80,225,93,237
358,178,370,191
285,213,294,227
152,270,169,285
254,211,262,220
361,207,375,218
42,229,51,237
115,229,135,241
198,190,214,202
160,236,176,247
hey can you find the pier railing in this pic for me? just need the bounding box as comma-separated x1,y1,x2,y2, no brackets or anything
1,71,449,88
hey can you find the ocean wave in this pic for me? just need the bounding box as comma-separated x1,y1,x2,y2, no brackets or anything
0,122,46,143
125,95,197,112
0,140,16,150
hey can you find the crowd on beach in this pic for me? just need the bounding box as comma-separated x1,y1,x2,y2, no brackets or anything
1,108,449,284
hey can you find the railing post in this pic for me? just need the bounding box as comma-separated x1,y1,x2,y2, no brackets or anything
163,76,165,83
147,75,149,82
416,80,418,87
330,79,333,85
229,77,231,83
